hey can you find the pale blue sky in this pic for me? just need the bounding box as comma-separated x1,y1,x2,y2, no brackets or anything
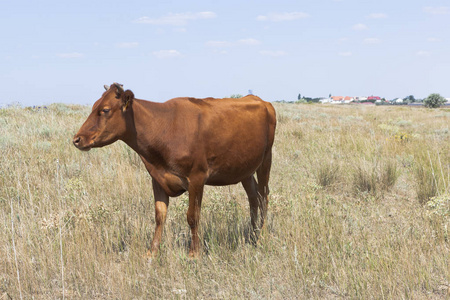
1,0,449,106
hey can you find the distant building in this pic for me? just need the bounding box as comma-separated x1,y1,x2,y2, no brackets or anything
343,96,354,103
367,96,381,101
331,96,344,102
324,95,389,105
319,98,332,103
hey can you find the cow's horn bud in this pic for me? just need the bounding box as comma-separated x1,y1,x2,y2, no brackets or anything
113,82,124,93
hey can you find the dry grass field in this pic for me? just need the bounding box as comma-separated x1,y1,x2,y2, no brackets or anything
1,102,449,299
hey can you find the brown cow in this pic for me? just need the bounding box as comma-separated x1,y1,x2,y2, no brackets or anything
73,83,276,258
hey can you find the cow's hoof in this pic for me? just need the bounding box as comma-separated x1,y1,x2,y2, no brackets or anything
188,251,200,260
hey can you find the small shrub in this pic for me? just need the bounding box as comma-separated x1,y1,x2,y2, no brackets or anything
395,119,412,127
38,125,53,138
0,134,16,148
393,132,409,143
434,128,449,136
426,194,450,217
424,93,446,108
378,123,400,134
34,141,52,151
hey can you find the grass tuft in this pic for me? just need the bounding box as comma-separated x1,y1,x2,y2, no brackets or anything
314,160,340,188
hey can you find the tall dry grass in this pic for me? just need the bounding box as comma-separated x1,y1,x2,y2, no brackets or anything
0,103,449,299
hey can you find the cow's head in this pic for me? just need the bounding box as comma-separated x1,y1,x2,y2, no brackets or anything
73,83,134,151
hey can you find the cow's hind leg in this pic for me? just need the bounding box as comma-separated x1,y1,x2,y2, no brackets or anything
256,149,272,230
147,178,169,258
241,175,260,242
186,179,204,258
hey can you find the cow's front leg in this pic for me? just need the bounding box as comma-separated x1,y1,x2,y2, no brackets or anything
186,181,204,258
147,178,169,258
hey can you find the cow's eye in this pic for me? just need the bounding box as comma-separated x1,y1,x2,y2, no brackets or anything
102,108,110,113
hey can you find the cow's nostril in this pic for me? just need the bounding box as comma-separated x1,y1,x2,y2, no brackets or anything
73,136,81,145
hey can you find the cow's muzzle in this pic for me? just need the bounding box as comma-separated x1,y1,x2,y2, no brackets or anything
73,135,93,151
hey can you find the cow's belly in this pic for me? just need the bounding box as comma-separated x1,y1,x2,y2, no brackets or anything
204,154,263,186
205,174,251,186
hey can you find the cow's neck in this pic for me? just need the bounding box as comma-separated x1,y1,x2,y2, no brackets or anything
121,99,171,165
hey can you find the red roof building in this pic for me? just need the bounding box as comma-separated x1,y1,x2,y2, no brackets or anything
331,96,344,101
367,96,381,100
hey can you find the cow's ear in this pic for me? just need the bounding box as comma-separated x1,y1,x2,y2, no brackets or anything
122,90,134,112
